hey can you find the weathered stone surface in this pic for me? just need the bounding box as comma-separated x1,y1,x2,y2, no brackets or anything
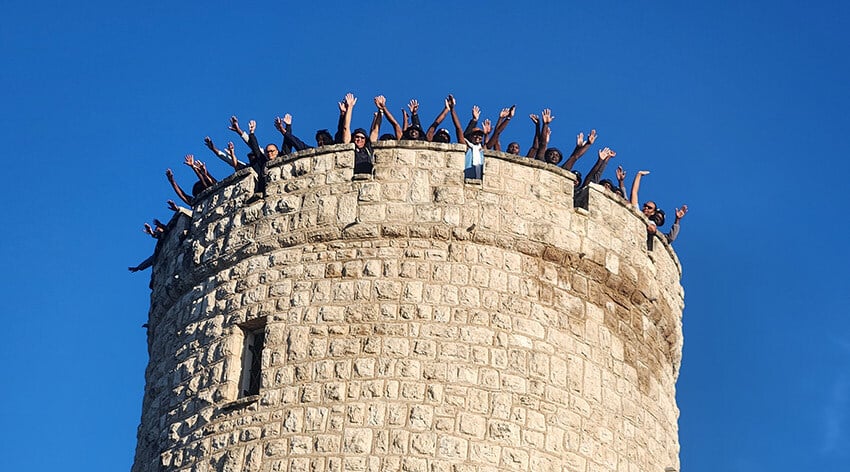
133,142,684,472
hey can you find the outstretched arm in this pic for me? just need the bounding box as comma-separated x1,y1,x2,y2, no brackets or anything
615,165,627,198
370,110,382,142
447,94,466,145
561,129,596,171
166,168,192,206
409,99,423,134
228,116,249,144
487,105,514,150
535,109,554,160
630,170,650,207
128,255,154,272
526,114,540,158
581,147,616,187
342,93,356,144
464,105,480,136
377,96,402,139
426,98,450,141
666,205,688,243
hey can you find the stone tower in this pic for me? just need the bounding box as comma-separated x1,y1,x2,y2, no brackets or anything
133,141,684,472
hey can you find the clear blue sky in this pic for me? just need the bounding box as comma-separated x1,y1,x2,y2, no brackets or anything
2,1,848,470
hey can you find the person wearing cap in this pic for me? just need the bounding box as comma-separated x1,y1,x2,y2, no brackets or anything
448,94,488,179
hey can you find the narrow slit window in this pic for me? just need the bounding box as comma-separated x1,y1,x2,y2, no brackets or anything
239,323,265,398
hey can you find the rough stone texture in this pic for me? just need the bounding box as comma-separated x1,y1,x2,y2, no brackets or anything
133,141,684,472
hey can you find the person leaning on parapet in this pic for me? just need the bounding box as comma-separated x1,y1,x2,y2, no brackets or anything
448,95,486,179
629,169,666,227
339,93,375,176
648,205,688,244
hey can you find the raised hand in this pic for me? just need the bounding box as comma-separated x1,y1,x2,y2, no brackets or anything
541,108,554,124
577,132,586,147
165,168,174,180
167,200,179,211
447,94,456,110
204,136,215,150
616,165,626,182
676,205,688,220
587,129,597,144
408,99,419,114
471,105,480,121
508,105,516,118
143,223,155,236
229,116,241,133
345,93,357,108
482,119,492,134
248,119,256,134
338,100,347,113
283,114,292,126
638,170,650,176
499,108,510,119
529,114,539,124
183,154,195,167
227,141,235,153
274,117,285,133
598,147,616,160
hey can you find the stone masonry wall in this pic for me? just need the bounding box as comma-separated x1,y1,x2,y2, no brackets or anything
133,141,684,472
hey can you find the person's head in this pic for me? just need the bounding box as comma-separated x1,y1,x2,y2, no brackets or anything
642,201,658,219
402,125,423,140
192,180,206,197
467,128,485,145
315,129,333,147
544,147,562,165
379,133,396,141
599,179,614,191
506,142,520,155
352,128,369,149
433,129,451,143
265,144,279,160
652,208,666,226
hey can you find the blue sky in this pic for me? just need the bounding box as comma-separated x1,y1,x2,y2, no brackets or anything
1,1,849,470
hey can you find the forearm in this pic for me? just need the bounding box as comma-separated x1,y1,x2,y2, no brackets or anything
535,124,549,160
562,144,590,170
370,112,381,142
384,109,402,139
582,158,609,187
169,180,192,206
464,118,477,136
334,113,345,144
284,132,311,152
630,175,643,207
426,108,449,140
342,109,353,144
450,109,465,144
526,123,540,158
666,222,680,243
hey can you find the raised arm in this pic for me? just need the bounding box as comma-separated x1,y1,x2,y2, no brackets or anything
487,105,514,150
342,93,356,144
204,136,243,168
377,96,402,139
535,109,555,160
581,147,616,187
409,99,423,133
276,114,310,153
615,165,627,198
561,129,596,171
183,154,206,184
447,94,466,145
464,105,481,136
426,98,450,141
369,110,382,142
666,205,688,243
228,116,249,145
481,119,492,145
196,160,217,186
630,170,650,207
165,168,192,206
526,114,540,158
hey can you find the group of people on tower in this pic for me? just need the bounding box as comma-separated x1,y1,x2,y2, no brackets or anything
131,93,687,272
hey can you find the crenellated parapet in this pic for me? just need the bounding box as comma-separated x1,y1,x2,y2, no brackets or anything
134,141,684,472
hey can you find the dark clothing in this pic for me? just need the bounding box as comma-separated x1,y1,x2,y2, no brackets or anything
354,146,374,175
247,133,269,195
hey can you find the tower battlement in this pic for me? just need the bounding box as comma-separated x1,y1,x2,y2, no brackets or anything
134,141,684,472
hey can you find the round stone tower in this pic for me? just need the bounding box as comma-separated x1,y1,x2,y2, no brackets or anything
133,141,684,472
